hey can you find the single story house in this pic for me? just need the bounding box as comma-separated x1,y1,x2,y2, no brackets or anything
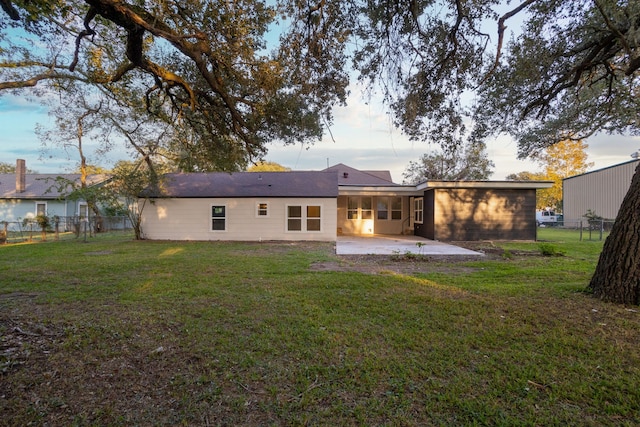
140,163,551,242
0,159,109,228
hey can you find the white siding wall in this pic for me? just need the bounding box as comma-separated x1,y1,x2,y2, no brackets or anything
563,160,639,221
141,197,337,241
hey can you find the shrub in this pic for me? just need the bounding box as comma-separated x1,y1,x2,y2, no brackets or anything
538,243,565,257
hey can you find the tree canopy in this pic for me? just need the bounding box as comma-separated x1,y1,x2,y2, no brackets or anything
0,0,350,171
402,141,494,184
507,139,594,210
247,161,291,172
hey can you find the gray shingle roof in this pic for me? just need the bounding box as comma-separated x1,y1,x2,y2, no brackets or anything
0,174,109,199
145,172,339,198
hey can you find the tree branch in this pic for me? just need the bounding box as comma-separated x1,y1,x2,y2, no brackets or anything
481,0,539,84
0,0,19,20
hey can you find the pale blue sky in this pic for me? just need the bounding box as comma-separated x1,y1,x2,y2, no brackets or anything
1,88,637,182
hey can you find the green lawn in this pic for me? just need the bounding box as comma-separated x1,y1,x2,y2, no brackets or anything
1,231,638,426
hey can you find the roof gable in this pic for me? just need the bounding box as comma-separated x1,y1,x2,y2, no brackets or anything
145,171,338,198
323,163,397,186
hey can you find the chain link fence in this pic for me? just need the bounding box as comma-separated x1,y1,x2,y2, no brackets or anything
0,216,133,244
538,218,615,241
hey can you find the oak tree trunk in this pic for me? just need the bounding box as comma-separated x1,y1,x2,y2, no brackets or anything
588,164,640,304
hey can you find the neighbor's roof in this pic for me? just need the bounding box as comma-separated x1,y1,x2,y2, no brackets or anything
323,163,398,186
0,174,110,199
563,159,640,181
144,171,339,198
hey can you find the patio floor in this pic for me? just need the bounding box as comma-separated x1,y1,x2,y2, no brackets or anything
336,235,483,256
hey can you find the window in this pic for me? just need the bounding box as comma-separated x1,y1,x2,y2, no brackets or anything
347,197,359,219
287,205,322,232
377,197,402,221
287,205,302,231
347,197,372,220
391,197,402,220
211,205,226,231
78,202,88,220
414,198,424,224
307,205,321,231
257,202,268,217
361,197,372,219
35,202,47,216
377,199,388,220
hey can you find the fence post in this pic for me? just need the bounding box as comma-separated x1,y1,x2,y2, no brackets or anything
579,220,583,241
599,219,604,241
0,221,7,244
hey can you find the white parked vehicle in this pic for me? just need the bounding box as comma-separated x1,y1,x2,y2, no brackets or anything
536,210,558,226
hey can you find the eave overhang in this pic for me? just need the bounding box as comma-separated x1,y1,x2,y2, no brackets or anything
416,180,554,190
338,185,424,196
339,180,553,196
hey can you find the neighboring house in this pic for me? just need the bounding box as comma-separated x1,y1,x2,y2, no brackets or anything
140,163,551,242
0,159,109,228
563,159,639,222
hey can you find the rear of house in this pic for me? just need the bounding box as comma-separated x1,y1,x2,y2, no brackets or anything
139,165,550,242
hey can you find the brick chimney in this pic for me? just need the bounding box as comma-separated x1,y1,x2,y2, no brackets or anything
16,159,26,193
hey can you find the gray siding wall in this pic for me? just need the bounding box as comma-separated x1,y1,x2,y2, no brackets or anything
0,199,81,222
563,160,639,221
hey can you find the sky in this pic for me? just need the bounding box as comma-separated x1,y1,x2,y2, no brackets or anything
1,90,639,183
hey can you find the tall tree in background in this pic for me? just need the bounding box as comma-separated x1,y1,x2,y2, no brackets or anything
402,141,494,184
0,162,37,173
535,139,594,211
247,161,291,172
508,139,594,210
0,0,349,171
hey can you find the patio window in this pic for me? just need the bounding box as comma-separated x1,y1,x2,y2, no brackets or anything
361,197,372,219
347,197,372,220
377,199,388,220
391,197,402,220
377,197,402,221
414,198,423,224
347,197,359,219
211,205,226,231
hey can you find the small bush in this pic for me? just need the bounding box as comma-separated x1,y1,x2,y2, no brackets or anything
538,243,565,257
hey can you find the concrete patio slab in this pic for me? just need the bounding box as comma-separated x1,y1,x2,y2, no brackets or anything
336,235,483,256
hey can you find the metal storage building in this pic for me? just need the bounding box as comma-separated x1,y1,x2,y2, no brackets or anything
563,159,639,222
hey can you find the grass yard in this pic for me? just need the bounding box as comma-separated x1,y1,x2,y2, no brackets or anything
1,231,639,426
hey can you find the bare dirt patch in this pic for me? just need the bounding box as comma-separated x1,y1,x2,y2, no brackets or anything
310,255,485,275
310,241,541,275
